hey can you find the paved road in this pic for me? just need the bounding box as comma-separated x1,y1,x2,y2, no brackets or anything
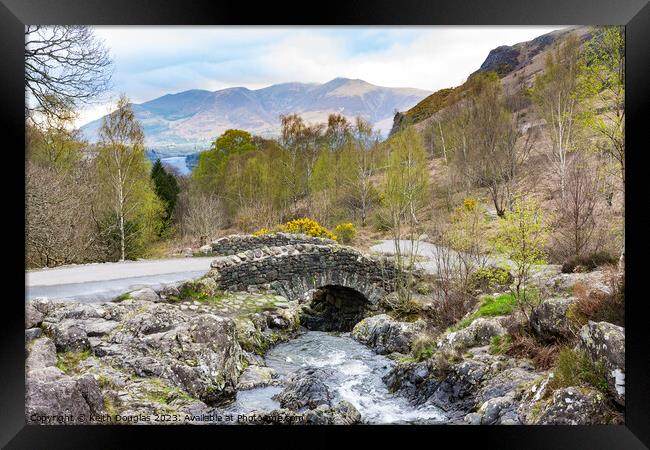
369,239,513,274
26,257,215,303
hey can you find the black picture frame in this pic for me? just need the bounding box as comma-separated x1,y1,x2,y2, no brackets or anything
2,0,648,447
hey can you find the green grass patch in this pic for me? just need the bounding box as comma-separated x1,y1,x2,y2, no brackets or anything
489,334,512,355
449,293,518,332
113,292,131,303
56,350,92,374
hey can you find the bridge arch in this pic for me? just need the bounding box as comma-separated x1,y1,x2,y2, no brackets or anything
207,243,396,307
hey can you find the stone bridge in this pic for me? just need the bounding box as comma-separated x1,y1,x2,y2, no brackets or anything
207,242,397,306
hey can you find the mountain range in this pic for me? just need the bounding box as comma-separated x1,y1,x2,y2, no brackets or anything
81,78,431,156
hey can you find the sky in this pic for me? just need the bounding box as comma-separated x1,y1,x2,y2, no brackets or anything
77,26,568,127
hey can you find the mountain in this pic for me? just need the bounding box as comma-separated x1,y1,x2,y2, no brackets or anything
81,78,430,156
390,26,594,135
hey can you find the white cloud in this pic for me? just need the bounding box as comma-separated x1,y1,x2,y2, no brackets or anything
76,26,568,127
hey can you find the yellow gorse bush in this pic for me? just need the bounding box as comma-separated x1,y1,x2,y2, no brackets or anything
252,227,272,236
280,218,337,240
254,218,337,240
333,223,357,243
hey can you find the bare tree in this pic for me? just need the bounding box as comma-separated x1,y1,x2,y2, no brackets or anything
552,152,601,259
177,190,226,244
25,25,112,122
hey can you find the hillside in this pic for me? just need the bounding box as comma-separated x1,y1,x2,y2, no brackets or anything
81,78,430,156
390,26,594,135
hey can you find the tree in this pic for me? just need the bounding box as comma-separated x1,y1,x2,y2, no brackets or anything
383,126,430,304
151,159,180,231
25,25,112,122
494,197,549,319
552,152,601,260
341,117,381,226
576,26,625,191
532,33,581,200
96,95,164,261
193,129,257,194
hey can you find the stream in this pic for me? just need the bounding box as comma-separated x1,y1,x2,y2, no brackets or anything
226,331,447,424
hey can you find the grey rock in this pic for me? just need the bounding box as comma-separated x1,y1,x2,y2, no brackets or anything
26,337,57,370
128,287,161,303
25,327,43,341
44,321,91,352
26,302,44,329
273,367,334,410
579,321,625,406
536,387,613,425
352,314,425,354
530,297,576,342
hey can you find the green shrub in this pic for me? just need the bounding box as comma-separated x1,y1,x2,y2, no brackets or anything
468,266,514,292
333,223,357,244
549,348,609,394
561,251,617,273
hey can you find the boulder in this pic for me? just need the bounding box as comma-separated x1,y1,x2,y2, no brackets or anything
43,321,91,352
199,244,212,255
579,321,625,406
273,367,334,410
26,372,104,424
237,365,276,390
301,401,362,424
437,317,508,351
26,337,57,370
25,328,43,341
352,314,425,354
530,297,576,342
26,302,44,328
535,386,613,425
127,287,161,303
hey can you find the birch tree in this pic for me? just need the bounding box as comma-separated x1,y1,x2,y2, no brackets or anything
96,95,163,261
532,33,581,200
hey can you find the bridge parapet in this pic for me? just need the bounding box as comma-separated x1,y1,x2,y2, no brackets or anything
208,243,396,304
210,233,336,256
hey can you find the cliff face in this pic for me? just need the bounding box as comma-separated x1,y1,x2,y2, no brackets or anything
389,26,593,137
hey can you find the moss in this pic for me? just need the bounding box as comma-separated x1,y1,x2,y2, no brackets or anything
113,292,131,303
56,350,92,374
145,378,194,405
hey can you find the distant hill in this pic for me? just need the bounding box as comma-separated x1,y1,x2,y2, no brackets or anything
81,78,430,156
390,26,593,136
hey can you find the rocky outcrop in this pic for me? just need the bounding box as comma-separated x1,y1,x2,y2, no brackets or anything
211,233,335,256
579,321,625,406
437,317,509,351
25,336,105,424
352,314,425,354
208,243,396,305
530,297,576,342
25,289,302,424
244,400,361,425
534,387,614,425
273,367,335,410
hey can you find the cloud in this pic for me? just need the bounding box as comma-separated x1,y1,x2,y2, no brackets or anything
76,25,567,126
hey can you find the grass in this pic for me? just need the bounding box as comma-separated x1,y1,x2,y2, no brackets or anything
56,350,92,374
113,292,131,302
448,293,518,331
548,348,609,395
489,334,512,355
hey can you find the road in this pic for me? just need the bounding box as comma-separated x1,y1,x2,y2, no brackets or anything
369,239,513,274
26,257,215,303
